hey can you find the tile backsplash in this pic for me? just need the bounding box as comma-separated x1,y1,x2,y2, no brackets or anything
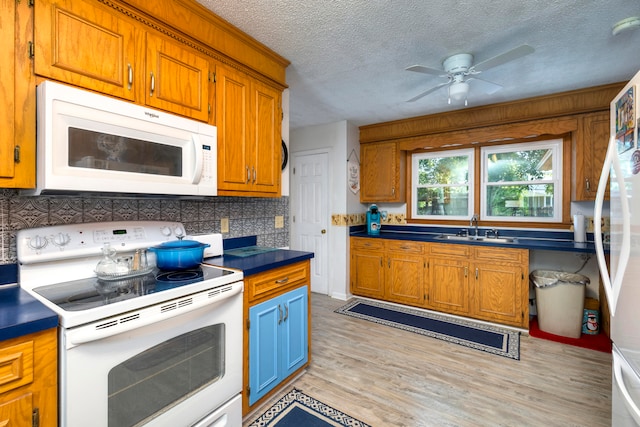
0,189,289,264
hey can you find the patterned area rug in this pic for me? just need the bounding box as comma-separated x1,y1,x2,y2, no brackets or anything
335,298,520,360
247,388,371,427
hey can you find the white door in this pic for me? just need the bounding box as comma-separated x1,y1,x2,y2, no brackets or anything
291,151,328,294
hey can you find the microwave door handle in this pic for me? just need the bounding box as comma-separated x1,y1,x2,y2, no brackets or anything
192,134,204,184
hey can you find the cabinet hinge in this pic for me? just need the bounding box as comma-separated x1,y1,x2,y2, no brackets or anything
32,408,39,427
246,318,250,329
292,167,296,175
211,71,216,83
208,104,211,114
28,0,35,6
14,145,20,163
28,41,35,59
246,386,251,397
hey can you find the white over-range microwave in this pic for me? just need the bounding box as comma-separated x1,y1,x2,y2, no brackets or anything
23,81,217,196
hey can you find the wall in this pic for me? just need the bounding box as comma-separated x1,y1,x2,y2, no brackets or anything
0,189,289,264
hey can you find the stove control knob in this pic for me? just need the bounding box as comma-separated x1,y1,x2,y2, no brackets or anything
28,235,48,251
174,226,185,239
161,226,172,237
52,232,71,248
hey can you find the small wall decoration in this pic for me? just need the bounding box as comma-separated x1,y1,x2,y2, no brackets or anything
347,149,360,194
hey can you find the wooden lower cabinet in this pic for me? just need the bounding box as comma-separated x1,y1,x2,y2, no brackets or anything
350,238,385,299
350,237,530,328
386,240,425,306
0,328,57,427
243,260,311,416
472,246,529,327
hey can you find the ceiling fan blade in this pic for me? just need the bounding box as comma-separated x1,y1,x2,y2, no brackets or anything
405,64,446,76
471,44,534,72
467,77,503,94
407,82,449,102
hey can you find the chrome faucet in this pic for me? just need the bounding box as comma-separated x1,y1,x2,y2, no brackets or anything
470,214,479,236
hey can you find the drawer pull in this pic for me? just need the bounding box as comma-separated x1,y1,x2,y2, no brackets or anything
275,277,289,284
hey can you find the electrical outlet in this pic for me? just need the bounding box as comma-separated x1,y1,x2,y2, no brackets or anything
275,215,284,229
220,217,229,234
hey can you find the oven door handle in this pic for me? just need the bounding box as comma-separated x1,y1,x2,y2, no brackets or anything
65,281,243,347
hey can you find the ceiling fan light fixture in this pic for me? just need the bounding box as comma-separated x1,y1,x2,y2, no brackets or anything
612,16,640,36
449,81,469,102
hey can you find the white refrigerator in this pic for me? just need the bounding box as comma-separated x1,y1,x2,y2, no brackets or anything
595,69,640,426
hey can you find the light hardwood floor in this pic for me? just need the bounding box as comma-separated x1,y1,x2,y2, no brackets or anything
244,294,612,427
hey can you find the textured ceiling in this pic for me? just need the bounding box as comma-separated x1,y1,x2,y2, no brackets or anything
196,0,640,130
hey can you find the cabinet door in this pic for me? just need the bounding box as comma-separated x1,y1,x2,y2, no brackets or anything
215,63,252,192
427,257,471,315
473,263,526,327
386,241,425,306
144,32,211,122
360,142,405,203
351,250,385,298
248,297,280,406
1,0,36,188
35,0,138,101
575,112,609,201
0,393,32,427
280,286,308,379
251,81,281,195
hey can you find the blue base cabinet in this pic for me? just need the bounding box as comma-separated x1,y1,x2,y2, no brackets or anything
248,286,308,405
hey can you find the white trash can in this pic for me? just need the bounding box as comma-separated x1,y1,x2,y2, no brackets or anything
531,270,589,339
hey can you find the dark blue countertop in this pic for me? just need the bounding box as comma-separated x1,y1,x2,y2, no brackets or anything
205,249,314,276
0,286,58,342
350,225,602,254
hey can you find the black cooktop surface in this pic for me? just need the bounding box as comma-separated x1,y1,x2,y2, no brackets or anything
33,265,234,312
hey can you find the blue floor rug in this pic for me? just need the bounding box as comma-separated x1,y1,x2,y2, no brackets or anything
247,388,370,427
335,298,520,360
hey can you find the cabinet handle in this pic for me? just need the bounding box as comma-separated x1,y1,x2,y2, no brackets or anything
585,178,591,192
464,267,468,278
127,64,133,90
150,72,155,96
283,304,289,322
278,304,283,324
388,258,390,268
246,166,251,184
275,277,289,284
252,167,257,183
392,188,395,196
475,268,478,280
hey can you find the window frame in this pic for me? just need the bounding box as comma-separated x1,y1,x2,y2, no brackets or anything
410,148,475,221
407,135,571,227
480,139,563,223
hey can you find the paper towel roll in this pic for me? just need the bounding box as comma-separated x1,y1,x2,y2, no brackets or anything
573,214,586,242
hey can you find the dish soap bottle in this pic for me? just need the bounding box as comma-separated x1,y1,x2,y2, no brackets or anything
95,243,118,277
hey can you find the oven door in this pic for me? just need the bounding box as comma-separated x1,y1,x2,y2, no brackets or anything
60,284,242,427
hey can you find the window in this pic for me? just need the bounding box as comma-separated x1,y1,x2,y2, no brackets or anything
410,138,564,224
481,139,563,222
411,148,474,220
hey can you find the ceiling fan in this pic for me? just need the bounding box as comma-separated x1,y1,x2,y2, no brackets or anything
406,44,534,105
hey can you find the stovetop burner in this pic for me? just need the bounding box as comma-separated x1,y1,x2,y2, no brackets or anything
33,266,232,312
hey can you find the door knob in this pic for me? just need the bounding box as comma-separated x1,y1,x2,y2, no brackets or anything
321,229,326,234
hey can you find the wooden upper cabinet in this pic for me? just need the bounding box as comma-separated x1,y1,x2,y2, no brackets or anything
215,63,251,191
360,141,406,203
252,81,281,194
35,0,138,101
144,32,211,122
216,63,281,197
0,0,36,188
574,111,610,201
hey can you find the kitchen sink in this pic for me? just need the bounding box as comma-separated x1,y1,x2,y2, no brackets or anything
436,234,518,244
